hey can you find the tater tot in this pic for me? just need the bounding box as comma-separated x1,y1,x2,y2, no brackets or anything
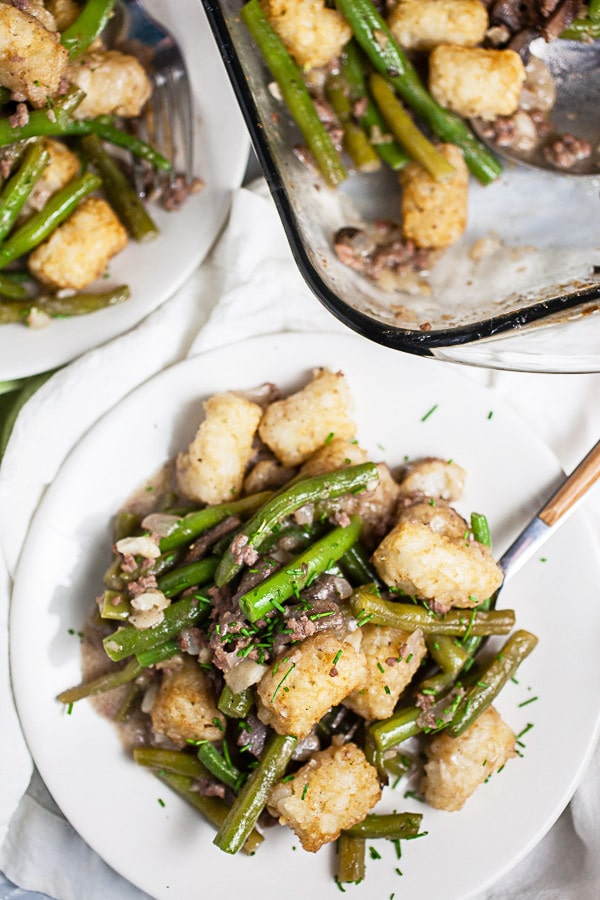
256,631,367,738
262,0,351,70
372,518,504,611
258,368,356,467
422,705,516,811
0,5,68,108
344,624,427,719
67,49,152,118
150,657,226,747
176,392,262,505
268,743,381,851
28,197,128,290
388,0,488,51
428,45,526,121
400,143,469,249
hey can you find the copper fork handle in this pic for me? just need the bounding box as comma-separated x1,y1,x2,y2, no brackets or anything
538,439,600,527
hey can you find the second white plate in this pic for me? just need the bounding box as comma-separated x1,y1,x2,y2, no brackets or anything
0,0,249,381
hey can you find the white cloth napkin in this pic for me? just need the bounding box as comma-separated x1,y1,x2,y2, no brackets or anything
1,179,599,900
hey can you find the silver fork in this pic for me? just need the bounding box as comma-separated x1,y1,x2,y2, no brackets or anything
114,0,195,197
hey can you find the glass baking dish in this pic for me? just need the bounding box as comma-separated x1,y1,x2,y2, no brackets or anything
200,0,600,371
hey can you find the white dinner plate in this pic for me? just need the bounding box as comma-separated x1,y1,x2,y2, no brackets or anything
0,0,249,381
10,332,600,900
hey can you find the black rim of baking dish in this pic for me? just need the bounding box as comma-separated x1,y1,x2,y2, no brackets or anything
201,0,600,358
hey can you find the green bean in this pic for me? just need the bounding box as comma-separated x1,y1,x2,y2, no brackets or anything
108,547,182,589
325,73,381,173
218,684,254,719
213,732,297,854
0,274,28,300
337,834,366,884
344,811,423,840
135,640,180,668
0,287,130,325
61,0,116,60
81,134,159,242
0,115,171,170
470,512,492,547
369,73,456,182
0,172,101,271
156,556,219,598
159,492,273,552
152,770,264,855
418,634,470,697
350,586,515,635
197,742,244,792
133,747,211,779
335,0,502,184
57,657,142,704
37,287,130,316
0,87,11,107
0,368,55,457
114,678,143,721
241,0,346,188
560,17,600,39
0,141,50,242
340,40,410,171
103,593,210,662
425,634,470,675
448,629,538,737
238,516,363,623
113,510,143,541
340,541,383,587
215,462,378,587
99,590,131,621
369,705,421,752
363,729,388,782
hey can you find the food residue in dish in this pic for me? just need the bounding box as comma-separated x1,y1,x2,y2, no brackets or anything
241,0,594,295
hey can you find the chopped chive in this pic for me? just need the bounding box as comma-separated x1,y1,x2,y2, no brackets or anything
271,663,296,702
421,403,438,422
518,695,538,707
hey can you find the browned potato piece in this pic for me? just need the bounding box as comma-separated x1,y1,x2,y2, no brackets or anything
268,742,381,851
429,45,526,121
45,0,80,31
400,144,469,249
397,457,466,502
388,0,488,51
0,5,68,107
67,49,152,118
150,657,225,746
23,139,81,215
422,705,516,811
28,197,128,290
372,517,503,611
176,392,262,505
344,624,426,719
263,0,351,70
256,631,367,738
259,368,356,467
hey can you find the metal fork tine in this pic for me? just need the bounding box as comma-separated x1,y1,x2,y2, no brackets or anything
169,66,195,185
116,1,195,198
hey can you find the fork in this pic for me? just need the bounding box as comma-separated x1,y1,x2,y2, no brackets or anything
114,0,195,196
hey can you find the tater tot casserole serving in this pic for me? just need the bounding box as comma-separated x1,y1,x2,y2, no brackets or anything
0,0,202,328
59,364,538,885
